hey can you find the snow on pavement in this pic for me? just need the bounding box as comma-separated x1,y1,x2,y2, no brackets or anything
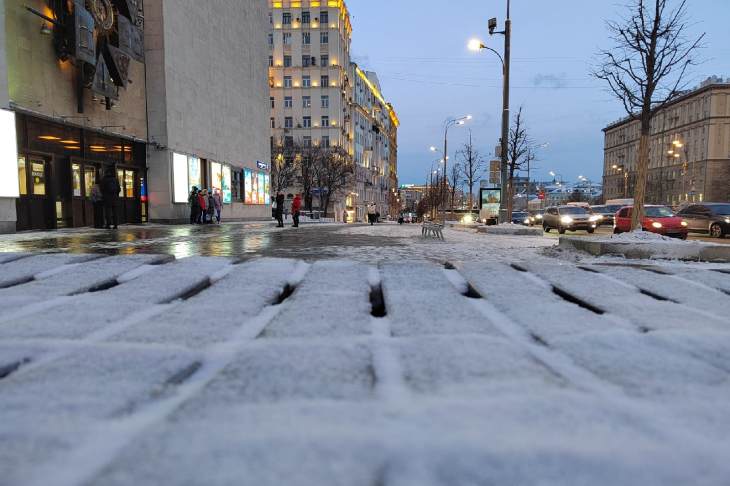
0,250,729,485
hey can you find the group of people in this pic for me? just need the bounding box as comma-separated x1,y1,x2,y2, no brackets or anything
366,203,381,225
188,187,223,224
90,169,121,230
273,193,302,228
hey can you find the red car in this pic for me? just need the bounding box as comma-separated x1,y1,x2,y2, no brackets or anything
614,205,688,239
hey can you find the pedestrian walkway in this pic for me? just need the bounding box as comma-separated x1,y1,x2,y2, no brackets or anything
1,253,729,485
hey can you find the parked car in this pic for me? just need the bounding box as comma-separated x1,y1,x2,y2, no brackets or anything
543,206,599,234
675,203,730,238
589,205,623,226
613,205,688,239
511,211,529,225
527,210,545,226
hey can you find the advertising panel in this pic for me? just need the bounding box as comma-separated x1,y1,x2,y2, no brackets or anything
0,110,20,198
172,152,188,203
244,168,254,204
222,165,232,204
257,172,265,205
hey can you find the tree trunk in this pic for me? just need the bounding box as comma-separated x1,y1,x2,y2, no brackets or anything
631,123,651,231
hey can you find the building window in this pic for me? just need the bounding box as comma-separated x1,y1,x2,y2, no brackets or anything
320,31,329,44
268,33,273,45
321,135,330,148
283,12,292,24
321,75,329,86
284,96,293,108
302,76,311,87
321,116,330,127
283,32,292,45
283,56,292,67
302,11,310,23
302,32,311,45
302,56,311,67
303,116,312,128
320,54,329,66
285,117,293,128
284,76,292,88
303,136,312,147
303,96,311,108
285,136,294,147
321,95,329,108
268,55,273,67
270,97,275,108
270,117,276,128
320,11,329,23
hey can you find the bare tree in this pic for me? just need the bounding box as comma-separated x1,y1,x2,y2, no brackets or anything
448,161,462,213
456,130,486,211
593,0,704,230
311,145,354,218
506,106,531,220
270,139,300,195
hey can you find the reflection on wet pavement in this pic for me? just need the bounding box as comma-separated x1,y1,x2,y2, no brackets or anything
0,223,405,260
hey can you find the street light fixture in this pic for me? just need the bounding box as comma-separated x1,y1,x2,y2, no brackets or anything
468,0,511,222
439,115,471,218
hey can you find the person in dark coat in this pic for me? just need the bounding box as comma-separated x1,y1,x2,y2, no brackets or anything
291,194,302,228
90,182,104,228
275,193,285,227
189,187,200,224
100,169,120,229
206,191,215,224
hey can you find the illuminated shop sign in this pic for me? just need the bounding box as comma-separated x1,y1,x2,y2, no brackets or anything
244,168,270,205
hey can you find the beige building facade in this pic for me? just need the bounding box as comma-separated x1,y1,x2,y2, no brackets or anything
603,77,730,205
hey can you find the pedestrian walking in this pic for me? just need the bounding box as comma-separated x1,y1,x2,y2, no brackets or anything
367,202,377,226
189,186,200,224
100,168,120,229
342,209,348,224
207,190,216,224
275,193,285,227
90,181,104,228
197,189,207,224
212,189,222,223
291,193,302,228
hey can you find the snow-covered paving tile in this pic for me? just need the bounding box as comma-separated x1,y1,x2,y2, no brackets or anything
111,258,301,348
0,344,199,485
0,255,167,313
662,266,730,294
522,261,726,331
190,340,375,405
0,256,232,340
261,260,372,338
459,262,616,341
380,263,500,336
585,264,730,320
551,330,730,398
0,252,29,264
397,335,564,395
0,253,100,288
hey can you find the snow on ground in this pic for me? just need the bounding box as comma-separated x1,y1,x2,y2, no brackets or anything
0,251,729,485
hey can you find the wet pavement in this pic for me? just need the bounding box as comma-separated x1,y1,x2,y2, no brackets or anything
0,222,407,260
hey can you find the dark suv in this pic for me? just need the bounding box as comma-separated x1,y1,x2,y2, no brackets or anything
543,206,599,234
675,203,730,238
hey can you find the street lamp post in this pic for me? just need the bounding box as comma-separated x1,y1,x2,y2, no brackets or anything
433,116,470,220
469,0,511,222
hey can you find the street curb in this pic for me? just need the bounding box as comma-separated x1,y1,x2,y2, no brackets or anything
559,236,730,262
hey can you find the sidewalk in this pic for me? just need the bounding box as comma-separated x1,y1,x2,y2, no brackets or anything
1,252,729,485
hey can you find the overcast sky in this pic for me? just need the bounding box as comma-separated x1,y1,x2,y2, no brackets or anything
347,0,730,186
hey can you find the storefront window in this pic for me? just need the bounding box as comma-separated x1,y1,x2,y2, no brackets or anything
124,170,134,198
18,157,27,196
222,165,232,203
210,161,222,192
31,161,46,195
72,163,82,197
188,156,201,193
172,152,189,203
244,168,254,204
117,169,124,197
244,168,270,205
84,167,96,198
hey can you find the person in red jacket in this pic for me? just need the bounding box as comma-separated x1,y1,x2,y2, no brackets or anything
291,193,302,228
197,190,207,224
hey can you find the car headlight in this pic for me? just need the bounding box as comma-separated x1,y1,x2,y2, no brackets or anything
535,214,543,220
524,218,530,223
652,222,662,229
681,221,688,227
560,216,573,224
725,218,730,224
589,215,601,222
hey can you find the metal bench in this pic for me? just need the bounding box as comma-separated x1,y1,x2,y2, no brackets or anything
421,222,445,240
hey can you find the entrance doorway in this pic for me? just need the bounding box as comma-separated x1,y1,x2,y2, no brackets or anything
16,155,54,231
71,160,101,228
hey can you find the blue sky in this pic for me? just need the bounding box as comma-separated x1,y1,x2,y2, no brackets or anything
347,0,730,186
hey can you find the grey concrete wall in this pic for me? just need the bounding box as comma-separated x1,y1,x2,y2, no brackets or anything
145,0,271,221
4,0,147,139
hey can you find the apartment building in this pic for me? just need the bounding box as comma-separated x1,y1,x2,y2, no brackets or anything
603,76,730,205
268,0,398,221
